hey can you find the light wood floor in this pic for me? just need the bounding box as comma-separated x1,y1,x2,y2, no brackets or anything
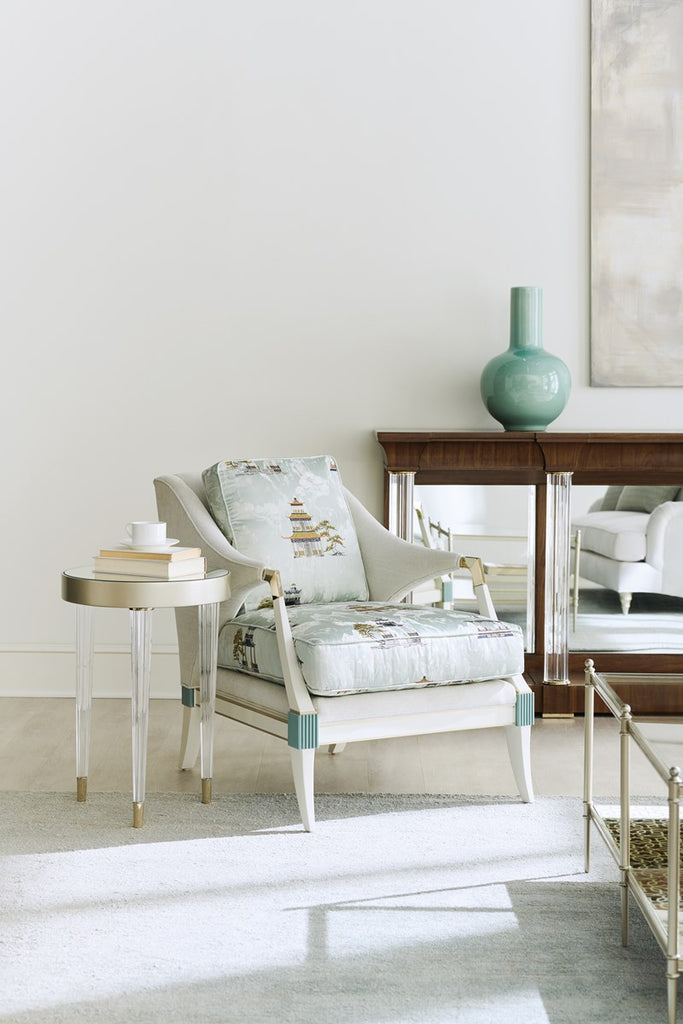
1,697,670,799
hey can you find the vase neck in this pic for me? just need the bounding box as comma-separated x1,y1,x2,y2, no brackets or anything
510,286,543,349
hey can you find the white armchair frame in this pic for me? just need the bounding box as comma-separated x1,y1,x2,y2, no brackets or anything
154,472,534,830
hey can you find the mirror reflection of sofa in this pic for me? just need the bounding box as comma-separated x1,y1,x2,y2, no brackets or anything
571,485,683,614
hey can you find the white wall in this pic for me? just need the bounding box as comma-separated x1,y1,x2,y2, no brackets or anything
2,0,679,695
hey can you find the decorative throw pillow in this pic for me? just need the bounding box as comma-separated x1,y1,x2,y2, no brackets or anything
600,485,623,511
202,456,369,610
615,485,680,514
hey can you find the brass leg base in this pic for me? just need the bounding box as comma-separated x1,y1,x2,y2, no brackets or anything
133,802,144,828
201,778,212,804
76,777,87,802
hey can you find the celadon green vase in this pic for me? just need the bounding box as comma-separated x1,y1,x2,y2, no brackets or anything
480,286,571,431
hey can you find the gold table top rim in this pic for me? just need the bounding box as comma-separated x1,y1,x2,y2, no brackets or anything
61,566,231,609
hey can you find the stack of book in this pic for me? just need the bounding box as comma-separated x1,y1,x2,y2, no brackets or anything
93,546,206,578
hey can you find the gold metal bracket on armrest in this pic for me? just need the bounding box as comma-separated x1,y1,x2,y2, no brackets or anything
263,568,283,599
458,555,496,619
459,555,486,588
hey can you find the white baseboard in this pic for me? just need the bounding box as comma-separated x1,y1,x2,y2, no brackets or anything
0,646,181,698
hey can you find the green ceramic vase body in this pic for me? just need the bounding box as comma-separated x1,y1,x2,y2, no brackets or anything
480,286,571,431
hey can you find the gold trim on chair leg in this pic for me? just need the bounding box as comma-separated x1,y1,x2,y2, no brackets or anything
133,802,144,828
76,777,87,802
201,778,212,804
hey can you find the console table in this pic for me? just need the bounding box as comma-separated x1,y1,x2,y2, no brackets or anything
376,431,683,715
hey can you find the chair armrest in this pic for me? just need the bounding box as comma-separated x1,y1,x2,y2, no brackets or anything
154,474,267,687
345,490,498,617
154,474,266,616
347,489,461,595
264,569,316,716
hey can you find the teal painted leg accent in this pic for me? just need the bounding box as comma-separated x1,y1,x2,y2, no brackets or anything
441,579,454,603
288,711,319,749
515,691,535,726
181,685,197,708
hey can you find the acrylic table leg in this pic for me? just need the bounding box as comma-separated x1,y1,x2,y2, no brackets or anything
198,601,219,804
387,470,415,543
130,608,153,828
75,605,94,801
544,471,572,685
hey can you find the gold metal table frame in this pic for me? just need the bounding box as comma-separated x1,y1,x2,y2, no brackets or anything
584,660,683,1023
61,567,230,827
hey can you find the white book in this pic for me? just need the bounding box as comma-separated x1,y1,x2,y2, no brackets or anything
92,556,207,578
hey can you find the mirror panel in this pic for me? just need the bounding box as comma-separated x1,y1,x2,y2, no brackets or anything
412,481,683,654
413,484,535,651
569,484,683,653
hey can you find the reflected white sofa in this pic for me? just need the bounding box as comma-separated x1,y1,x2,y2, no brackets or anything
571,485,683,614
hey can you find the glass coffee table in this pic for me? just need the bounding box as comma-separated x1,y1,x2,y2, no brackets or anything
584,661,683,1024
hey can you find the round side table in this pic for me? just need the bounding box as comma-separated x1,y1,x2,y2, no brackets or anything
61,567,230,827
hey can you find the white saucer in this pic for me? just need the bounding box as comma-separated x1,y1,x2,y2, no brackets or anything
118,538,179,551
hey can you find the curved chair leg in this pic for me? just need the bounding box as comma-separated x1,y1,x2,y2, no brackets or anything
504,724,534,803
179,704,201,771
290,747,316,832
619,592,632,615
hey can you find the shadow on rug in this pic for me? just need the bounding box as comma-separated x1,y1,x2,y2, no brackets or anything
0,793,667,1024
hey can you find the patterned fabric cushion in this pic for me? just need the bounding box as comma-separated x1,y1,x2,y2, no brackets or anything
203,456,369,611
218,602,524,697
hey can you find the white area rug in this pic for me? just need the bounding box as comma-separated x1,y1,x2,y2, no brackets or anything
0,793,668,1023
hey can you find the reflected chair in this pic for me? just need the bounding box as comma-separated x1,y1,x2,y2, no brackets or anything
154,456,534,830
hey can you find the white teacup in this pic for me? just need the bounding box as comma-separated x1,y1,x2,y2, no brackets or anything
126,521,167,546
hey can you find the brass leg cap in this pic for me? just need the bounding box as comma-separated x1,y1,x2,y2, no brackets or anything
76,777,87,802
201,778,212,804
133,802,144,828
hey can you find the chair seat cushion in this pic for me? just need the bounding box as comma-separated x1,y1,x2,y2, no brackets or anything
218,601,524,697
572,510,649,561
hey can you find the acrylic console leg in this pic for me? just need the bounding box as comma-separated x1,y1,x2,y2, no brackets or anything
387,470,415,542
544,471,572,685
198,602,219,803
130,608,153,827
75,605,94,802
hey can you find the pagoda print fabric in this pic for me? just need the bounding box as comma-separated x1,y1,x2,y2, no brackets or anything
218,601,523,696
202,456,369,611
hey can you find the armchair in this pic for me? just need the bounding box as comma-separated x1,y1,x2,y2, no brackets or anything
571,485,683,614
154,457,534,830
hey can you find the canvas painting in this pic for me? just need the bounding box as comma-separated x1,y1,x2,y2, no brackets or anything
591,0,683,386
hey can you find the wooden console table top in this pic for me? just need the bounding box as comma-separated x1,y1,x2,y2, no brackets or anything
376,430,683,484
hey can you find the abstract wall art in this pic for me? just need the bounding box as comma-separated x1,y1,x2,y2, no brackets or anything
591,0,683,386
